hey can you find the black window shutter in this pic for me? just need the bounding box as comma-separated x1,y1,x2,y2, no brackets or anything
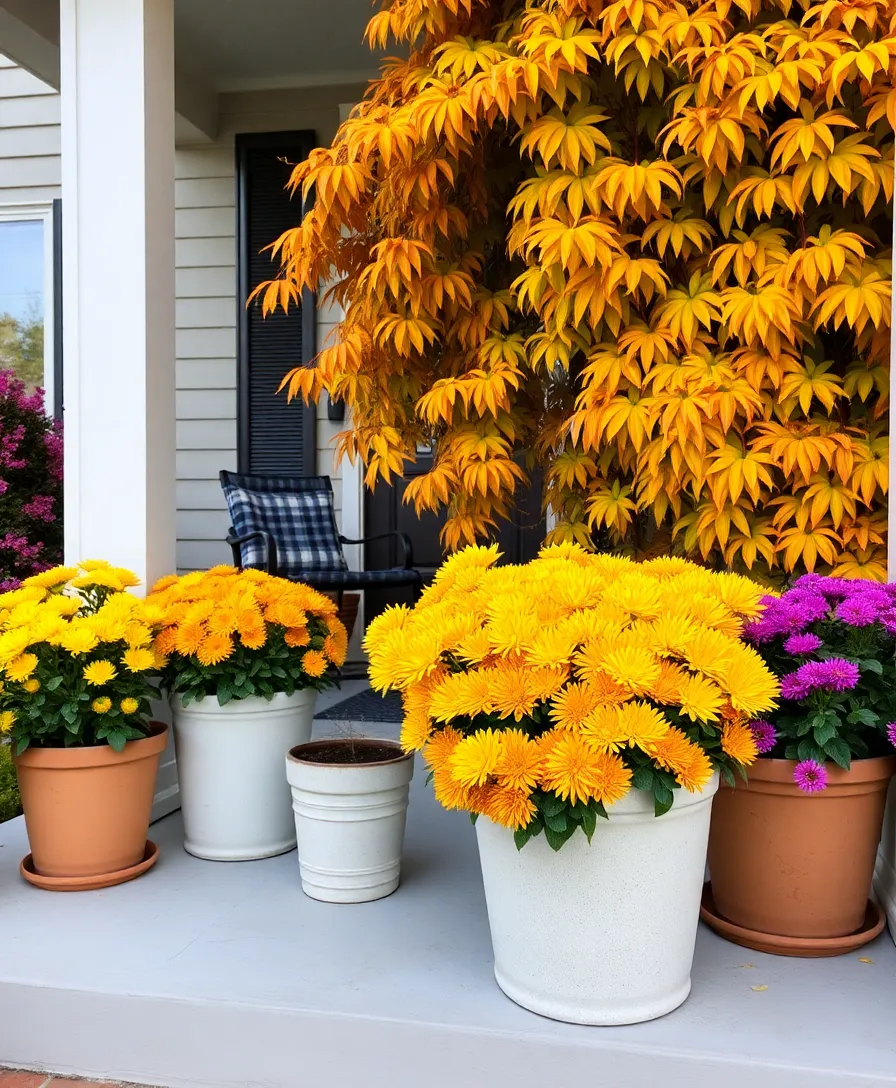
236,132,317,476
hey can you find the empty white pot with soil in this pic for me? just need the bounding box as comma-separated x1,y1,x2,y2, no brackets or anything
286,738,414,903
173,689,317,861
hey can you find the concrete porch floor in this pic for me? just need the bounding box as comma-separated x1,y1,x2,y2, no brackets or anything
0,692,895,1088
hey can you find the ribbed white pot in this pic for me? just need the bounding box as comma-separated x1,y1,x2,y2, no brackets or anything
873,779,896,947
285,739,414,903
476,773,719,1025
172,689,317,861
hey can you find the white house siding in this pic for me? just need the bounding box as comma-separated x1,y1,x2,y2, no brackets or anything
0,55,60,205
0,55,364,577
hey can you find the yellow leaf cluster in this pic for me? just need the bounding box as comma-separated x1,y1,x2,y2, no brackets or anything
364,542,779,828
258,0,893,576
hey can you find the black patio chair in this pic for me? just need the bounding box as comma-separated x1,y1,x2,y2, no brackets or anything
220,470,423,598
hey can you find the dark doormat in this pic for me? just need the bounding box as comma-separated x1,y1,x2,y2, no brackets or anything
315,689,403,723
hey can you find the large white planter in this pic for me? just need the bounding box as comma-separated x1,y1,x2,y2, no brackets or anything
475,773,719,1025
873,778,896,947
285,739,414,903
172,689,316,861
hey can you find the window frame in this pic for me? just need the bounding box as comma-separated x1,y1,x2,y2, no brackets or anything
0,201,57,414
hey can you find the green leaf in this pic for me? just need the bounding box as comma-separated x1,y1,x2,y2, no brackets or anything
823,737,852,770
797,738,822,763
581,806,597,843
847,708,879,727
542,808,568,834
107,731,127,753
45,675,63,691
514,824,536,851
632,766,654,792
539,793,566,818
859,658,883,675
653,780,674,818
543,821,576,851
813,722,837,747
720,763,736,788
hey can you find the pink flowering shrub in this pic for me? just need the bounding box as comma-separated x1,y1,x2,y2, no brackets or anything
0,369,62,591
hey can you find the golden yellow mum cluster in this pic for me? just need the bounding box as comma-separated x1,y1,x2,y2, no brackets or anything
365,544,779,830
148,566,348,673
0,562,159,684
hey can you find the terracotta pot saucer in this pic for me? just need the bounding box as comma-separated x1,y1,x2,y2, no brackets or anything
20,841,159,892
700,883,885,958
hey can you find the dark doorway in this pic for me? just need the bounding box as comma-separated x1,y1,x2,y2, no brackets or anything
364,452,545,621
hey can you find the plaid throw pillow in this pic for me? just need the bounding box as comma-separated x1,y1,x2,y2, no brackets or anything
222,476,347,578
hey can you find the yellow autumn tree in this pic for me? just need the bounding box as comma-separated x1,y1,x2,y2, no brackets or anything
258,0,894,580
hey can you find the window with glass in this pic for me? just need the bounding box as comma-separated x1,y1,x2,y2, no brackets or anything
0,206,55,405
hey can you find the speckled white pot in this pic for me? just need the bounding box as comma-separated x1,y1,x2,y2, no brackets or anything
172,689,316,861
286,739,414,903
476,773,719,1025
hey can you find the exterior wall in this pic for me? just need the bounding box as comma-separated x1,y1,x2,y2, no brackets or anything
0,55,363,581
0,54,60,204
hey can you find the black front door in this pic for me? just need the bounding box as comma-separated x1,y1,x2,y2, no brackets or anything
364,452,545,621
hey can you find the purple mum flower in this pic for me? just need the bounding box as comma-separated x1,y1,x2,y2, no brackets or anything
887,723,896,749
780,671,811,700
880,608,896,636
834,595,880,627
817,657,861,691
748,719,778,754
793,759,828,793
784,633,823,655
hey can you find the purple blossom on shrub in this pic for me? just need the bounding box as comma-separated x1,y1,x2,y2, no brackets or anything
887,723,896,749
793,760,828,793
748,719,777,754
0,370,62,586
783,633,822,655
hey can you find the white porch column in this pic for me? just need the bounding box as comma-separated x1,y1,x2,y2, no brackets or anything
60,0,176,589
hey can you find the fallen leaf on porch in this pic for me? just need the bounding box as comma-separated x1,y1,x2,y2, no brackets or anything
738,964,755,969
750,985,768,992
858,957,874,964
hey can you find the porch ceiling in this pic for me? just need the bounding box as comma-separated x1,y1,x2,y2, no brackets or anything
0,0,380,141
177,0,381,91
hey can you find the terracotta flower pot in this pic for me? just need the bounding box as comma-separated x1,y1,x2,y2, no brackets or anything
14,722,168,878
708,756,896,942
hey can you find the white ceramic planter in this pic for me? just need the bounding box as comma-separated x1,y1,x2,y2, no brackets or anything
475,773,719,1025
285,739,414,903
172,689,316,861
873,778,896,947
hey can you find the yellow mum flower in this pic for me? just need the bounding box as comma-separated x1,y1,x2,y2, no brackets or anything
721,720,759,766
59,626,101,656
489,666,539,722
549,682,601,730
151,573,180,593
79,559,112,571
616,701,671,750
676,673,725,723
400,709,433,752
72,570,125,592
323,630,348,667
240,621,268,650
423,725,463,772
197,633,234,666
485,785,537,830
0,710,16,733
125,622,153,649
301,649,328,677
541,733,605,806
175,620,206,657
24,565,79,589
6,653,38,682
83,660,117,686
580,706,629,753
719,646,780,715
92,696,112,714
120,697,140,715
494,730,543,791
23,678,40,694
644,728,714,793
123,647,156,672
154,627,179,657
432,764,474,811
284,626,310,648
600,646,662,697
449,729,503,787
0,629,33,665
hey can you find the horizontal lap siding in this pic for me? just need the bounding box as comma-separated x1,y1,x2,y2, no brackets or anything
175,147,237,573
0,56,60,204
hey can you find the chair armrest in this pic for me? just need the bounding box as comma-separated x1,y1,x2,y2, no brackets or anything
225,529,279,576
339,531,414,570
